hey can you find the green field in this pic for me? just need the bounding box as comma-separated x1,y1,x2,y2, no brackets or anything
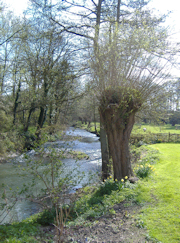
138,144,180,242
132,124,180,134
78,122,180,135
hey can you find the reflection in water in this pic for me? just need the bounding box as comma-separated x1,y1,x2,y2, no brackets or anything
0,128,101,224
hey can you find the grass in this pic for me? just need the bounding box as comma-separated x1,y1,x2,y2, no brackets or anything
132,124,180,134
0,214,53,243
75,122,180,136
138,144,180,242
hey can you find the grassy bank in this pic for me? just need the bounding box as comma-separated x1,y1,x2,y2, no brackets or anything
138,144,180,242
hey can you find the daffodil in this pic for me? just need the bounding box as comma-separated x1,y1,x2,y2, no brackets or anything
125,176,128,180
109,175,112,178
115,179,118,182
121,179,124,182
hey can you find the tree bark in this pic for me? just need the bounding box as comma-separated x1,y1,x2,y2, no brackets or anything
99,87,141,180
100,106,135,180
13,80,21,125
24,107,35,132
37,106,47,129
100,116,110,180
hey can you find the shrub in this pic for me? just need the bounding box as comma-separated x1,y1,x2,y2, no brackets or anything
134,164,155,178
36,208,56,225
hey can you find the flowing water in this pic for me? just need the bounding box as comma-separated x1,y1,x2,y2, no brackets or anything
0,127,101,224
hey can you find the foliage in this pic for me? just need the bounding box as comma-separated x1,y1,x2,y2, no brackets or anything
169,111,180,126
36,208,56,226
0,110,12,132
0,214,53,243
131,145,159,179
0,130,25,155
0,217,39,243
100,87,142,115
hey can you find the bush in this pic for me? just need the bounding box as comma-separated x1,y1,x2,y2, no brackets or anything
0,110,12,132
36,208,56,225
134,164,155,178
169,111,180,126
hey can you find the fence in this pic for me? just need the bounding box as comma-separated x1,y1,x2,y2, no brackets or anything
130,133,180,144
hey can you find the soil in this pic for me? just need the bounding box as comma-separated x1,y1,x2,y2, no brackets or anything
41,201,153,243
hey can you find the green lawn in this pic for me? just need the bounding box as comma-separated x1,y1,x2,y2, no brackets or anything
138,144,180,242
132,124,180,134
78,122,180,135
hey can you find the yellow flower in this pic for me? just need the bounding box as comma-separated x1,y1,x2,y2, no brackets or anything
125,176,128,180
109,175,112,178
107,177,109,180
121,179,124,182
140,165,143,168
115,179,118,182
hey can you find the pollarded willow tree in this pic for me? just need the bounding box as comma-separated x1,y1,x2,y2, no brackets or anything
29,0,176,180
92,8,175,180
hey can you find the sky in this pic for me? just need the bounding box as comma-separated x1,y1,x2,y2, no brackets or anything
4,0,29,16
4,0,180,36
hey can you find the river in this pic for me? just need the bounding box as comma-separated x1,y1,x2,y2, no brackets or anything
0,127,101,224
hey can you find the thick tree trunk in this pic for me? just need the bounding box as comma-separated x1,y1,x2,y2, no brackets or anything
38,106,47,129
99,87,141,180
100,108,135,180
24,107,35,132
100,116,110,180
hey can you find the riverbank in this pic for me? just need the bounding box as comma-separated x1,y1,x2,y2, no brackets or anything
0,124,68,163
0,127,101,225
0,142,161,242
0,152,20,163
